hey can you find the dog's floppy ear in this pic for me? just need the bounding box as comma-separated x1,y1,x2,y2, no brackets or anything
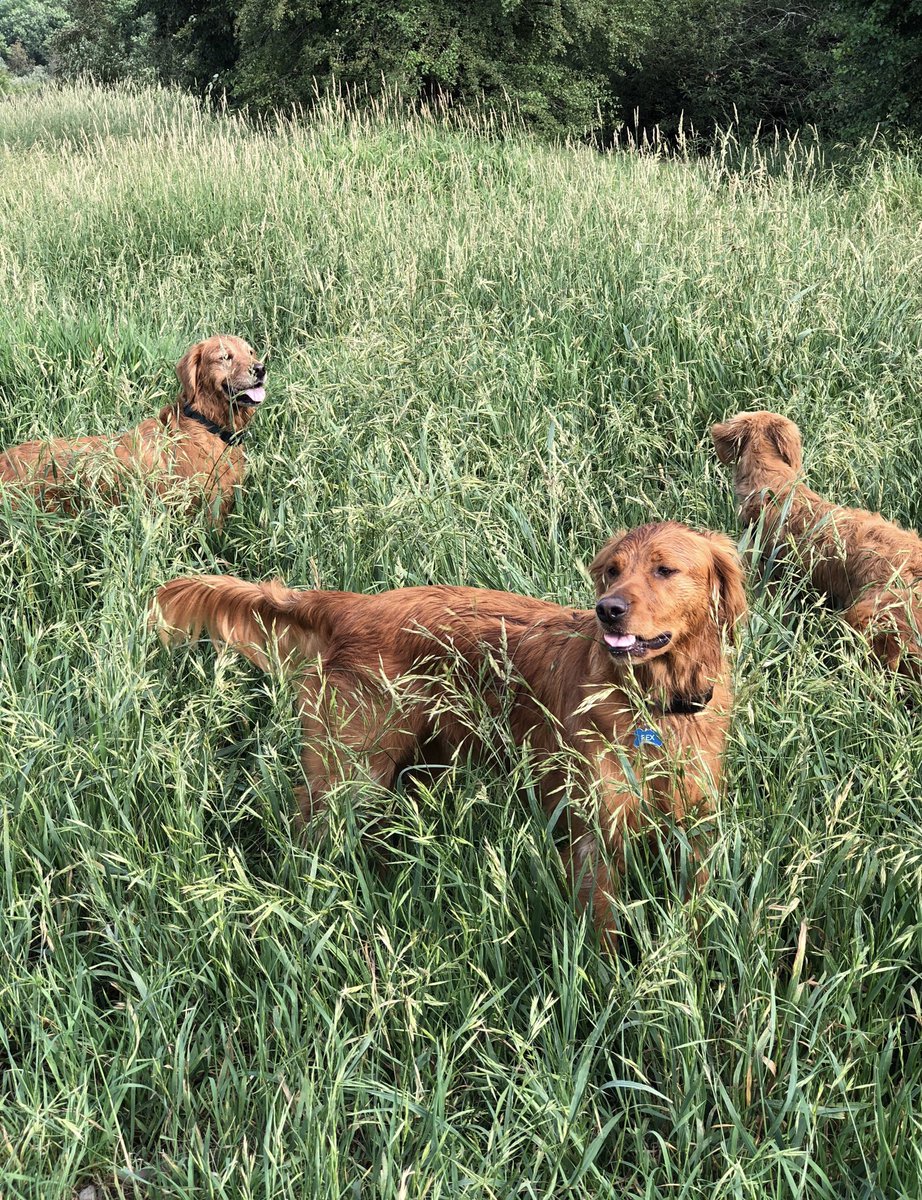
702,531,748,640
589,530,627,596
176,343,203,401
710,418,745,465
766,415,803,471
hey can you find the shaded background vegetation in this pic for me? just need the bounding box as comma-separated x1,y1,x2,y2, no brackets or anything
2,0,921,140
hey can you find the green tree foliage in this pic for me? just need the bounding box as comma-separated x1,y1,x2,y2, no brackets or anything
0,0,67,65
48,0,922,139
130,0,240,90
139,0,639,137
829,0,922,133
613,0,922,140
51,0,155,80
611,0,832,139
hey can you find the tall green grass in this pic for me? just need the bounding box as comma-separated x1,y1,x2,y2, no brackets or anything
1,81,921,1198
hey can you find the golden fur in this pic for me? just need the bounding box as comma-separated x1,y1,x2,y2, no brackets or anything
153,522,746,943
712,409,922,675
0,335,265,521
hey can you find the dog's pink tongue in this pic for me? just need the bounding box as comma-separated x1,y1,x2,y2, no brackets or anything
241,386,266,403
604,633,636,649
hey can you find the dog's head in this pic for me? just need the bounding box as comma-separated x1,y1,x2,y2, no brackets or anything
710,410,802,475
590,522,747,695
176,335,267,431
848,593,922,680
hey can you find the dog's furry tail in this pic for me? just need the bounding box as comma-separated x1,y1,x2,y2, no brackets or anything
152,574,332,672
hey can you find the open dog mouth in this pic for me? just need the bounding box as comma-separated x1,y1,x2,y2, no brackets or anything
223,380,266,405
601,631,672,656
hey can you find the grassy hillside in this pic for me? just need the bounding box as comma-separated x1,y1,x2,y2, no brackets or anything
1,82,921,1199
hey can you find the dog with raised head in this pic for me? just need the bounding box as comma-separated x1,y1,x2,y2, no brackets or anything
153,522,746,945
712,409,922,676
0,334,266,522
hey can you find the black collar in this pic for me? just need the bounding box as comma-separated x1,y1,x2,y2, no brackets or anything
181,403,245,446
654,687,714,717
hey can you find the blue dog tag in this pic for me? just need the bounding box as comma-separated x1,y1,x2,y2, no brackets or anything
633,727,663,749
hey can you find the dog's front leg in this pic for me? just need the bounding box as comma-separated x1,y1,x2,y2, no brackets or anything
557,813,622,954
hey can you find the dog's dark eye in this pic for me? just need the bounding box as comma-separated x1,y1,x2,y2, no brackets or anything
606,566,619,580
654,565,678,578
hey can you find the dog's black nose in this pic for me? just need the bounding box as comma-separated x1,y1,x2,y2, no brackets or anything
596,595,630,623
253,362,266,380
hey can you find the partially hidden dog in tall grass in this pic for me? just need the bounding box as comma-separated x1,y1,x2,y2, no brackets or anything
712,409,922,677
153,522,746,944
0,335,266,522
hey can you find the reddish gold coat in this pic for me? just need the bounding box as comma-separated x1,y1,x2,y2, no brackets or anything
155,522,746,945
0,334,265,523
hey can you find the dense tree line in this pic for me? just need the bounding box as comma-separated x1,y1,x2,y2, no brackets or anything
3,0,920,140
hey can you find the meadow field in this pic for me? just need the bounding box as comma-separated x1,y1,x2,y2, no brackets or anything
1,82,921,1199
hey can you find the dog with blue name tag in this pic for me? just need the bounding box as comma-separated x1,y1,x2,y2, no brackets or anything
154,522,746,949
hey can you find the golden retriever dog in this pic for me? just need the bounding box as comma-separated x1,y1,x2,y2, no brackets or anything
0,335,266,521
712,409,922,676
153,522,746,944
